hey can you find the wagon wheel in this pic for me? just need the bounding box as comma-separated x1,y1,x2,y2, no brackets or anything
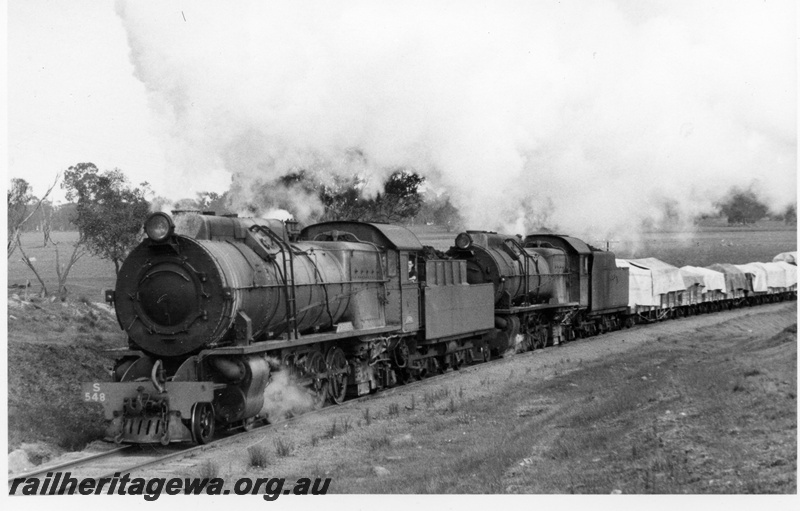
530,329,542,350
540,328,551,348
452,351,464,370
304,350,327,406
436,354,449,374
397,367,416,384
481,345,491,363
393,342,414,383
326,347,349,405
241,417,256,432
191,402,215,445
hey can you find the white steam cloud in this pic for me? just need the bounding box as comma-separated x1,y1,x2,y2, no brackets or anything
260,369,320,421
116,0,796,240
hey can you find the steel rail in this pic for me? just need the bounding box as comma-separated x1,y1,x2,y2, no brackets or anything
8,445,132,483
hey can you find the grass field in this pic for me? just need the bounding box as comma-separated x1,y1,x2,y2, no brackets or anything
8,231,116,301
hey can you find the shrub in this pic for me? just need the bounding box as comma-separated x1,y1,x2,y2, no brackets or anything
248,445,270,468
198,460,219,479
368,435,391,451
274,437,294,457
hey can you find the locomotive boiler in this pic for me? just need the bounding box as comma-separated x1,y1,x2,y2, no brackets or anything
447,231,570,307
113,212,383,357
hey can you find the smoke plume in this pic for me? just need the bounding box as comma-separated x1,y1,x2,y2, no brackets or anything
116,0,796,241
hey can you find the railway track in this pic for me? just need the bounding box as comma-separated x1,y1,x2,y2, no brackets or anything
7,444,193,488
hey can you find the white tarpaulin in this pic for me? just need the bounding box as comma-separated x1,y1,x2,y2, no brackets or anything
774,261,798,287
678,266,706,289
750,262,788,289
616,259,654,307
734,263,768,292
626,258,686,294
619,258,685,307
773,252,797,265
681,266,727,293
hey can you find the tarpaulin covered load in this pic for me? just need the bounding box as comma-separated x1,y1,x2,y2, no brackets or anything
749,262,789,289
734,263,768,292
616,259,652,307
618,258,685,307
678,266,705,304
681,266,727,293
626,258,685,294
678,266,706,289
706,263,748,294
773,252,797,265
773,261,798,287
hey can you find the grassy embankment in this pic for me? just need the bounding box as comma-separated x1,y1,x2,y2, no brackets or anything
7,296,121,453
217,308,796,494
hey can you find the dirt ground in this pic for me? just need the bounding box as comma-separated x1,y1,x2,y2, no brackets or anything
123,301,796,494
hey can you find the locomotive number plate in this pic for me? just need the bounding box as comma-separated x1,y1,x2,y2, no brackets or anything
83,382,106,402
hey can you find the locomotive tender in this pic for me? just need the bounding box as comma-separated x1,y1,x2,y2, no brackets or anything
84,211,797,444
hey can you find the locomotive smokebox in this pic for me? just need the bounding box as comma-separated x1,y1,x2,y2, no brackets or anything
114,233,267,357
448,231,561,307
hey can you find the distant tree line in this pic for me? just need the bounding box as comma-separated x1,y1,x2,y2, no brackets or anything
154,169,463,230
13,201,79,233
716,188,795,225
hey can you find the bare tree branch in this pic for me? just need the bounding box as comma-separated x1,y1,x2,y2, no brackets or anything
7,173,61,258
16,233,48,298
54,240,86,301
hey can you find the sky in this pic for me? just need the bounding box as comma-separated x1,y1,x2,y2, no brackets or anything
5,0,798,240
6,0,228,203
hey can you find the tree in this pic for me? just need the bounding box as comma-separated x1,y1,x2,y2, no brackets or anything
318,170,425,223
782,204,796,225
413,192,463,231
53,240,87,301
7,175,59,258
717,189,769,225
50,203,78,231
374,171,425,222
7,178,32,236
62,163,151,274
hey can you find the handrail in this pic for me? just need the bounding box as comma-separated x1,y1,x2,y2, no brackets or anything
250,225,299,340
504,237,540,304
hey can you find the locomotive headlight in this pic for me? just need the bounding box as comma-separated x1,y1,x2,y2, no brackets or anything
455,232,473,250
145,212,174,242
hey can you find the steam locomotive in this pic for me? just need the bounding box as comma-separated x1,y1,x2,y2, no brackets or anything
83,211,797,444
